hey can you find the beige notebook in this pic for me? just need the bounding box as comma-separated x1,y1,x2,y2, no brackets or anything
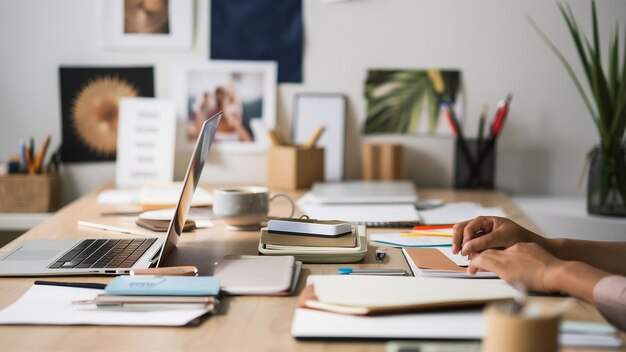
403,248,497,278
261,228,356,248
299,275,519,315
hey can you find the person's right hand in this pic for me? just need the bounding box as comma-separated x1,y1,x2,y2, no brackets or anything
452,216,543,256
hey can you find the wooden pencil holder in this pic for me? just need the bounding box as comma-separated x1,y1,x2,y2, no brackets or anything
361,143,405,180
483,303,560,352
0,173,61,212
267,146,324,190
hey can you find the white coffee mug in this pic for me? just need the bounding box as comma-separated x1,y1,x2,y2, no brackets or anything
213,187,295,230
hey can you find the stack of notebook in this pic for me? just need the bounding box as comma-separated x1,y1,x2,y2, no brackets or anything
257,225,367,263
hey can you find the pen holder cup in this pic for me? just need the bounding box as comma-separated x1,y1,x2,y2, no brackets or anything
267,146,324,190
0,173,61,212
454,139,495,189
483,303,560,352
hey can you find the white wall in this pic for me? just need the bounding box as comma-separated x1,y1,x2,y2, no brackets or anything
1,0,625,204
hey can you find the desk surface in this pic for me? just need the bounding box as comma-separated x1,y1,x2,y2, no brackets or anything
0,187,622,351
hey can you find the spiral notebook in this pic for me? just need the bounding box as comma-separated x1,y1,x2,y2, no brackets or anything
296,203,421,228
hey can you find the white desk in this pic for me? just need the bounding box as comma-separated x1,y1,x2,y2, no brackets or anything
514,196,626,241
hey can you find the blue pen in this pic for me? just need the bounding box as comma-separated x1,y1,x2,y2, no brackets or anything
19,140,27,172
338,268,406,276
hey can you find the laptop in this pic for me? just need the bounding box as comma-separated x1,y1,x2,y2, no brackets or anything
0,112,222,276
309,181,418,204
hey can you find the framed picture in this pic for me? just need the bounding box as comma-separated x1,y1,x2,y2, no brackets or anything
364,69,462,136
173,60,277,152
97,0,193,49
59,66,155,163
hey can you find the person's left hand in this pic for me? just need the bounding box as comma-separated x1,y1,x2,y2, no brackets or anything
468,242,565,293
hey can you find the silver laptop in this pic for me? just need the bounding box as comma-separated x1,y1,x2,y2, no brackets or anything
0,112,222,276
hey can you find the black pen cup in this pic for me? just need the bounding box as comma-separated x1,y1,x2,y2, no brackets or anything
454,138,496,189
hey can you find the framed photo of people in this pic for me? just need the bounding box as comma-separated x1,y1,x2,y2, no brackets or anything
173,60,277,152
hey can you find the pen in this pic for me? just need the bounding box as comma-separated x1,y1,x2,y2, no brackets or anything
72,301,214,311
400,232,453,238
412,225,453,230
490,94,513,139
77,220,149,237
444,103,476,172
34,280,107,290
337,268,406,276
24,145,35,174
478,104,488,150
19,140,27,173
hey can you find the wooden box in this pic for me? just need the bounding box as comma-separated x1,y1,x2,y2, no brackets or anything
362,143,405,180
0,173,61,212
267,146,324,190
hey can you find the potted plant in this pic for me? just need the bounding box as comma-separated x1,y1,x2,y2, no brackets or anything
529,1,626,216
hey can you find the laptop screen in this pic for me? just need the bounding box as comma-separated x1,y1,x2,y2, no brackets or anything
155,112,222,266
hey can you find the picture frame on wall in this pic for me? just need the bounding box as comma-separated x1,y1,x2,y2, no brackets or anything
172,60,277,152
97,0,193,49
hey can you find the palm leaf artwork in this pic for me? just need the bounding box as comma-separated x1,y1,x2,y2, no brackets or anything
529,0,626,215
364,69,460,135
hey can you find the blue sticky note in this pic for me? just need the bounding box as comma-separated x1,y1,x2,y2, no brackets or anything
105,276,220,296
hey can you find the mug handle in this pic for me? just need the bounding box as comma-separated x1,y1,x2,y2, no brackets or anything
269,193,295,218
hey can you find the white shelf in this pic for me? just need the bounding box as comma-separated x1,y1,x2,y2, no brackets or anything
0,213,52,231
514,196,626,241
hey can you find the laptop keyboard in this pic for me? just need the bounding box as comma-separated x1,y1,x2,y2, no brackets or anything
47,238,158,269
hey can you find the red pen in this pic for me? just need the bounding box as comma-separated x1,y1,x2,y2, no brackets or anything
444,105,459,136
491,94,513,137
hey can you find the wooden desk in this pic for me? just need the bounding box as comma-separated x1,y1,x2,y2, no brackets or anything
0,187,622,351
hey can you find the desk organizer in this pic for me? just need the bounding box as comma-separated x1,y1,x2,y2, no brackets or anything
0,173,61,212
267,146,324,190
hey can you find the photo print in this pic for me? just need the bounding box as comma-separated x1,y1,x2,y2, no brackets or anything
364,69,462,136
174,61,277,152
97,0,192,49
59,66,154,162
124,0,170,34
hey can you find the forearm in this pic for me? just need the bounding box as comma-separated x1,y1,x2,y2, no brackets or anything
543,239,626,275
549,261,610,302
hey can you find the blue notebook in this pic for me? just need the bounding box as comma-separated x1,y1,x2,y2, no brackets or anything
105,276,221,296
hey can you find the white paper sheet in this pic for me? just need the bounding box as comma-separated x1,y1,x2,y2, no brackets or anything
420,202,507,224
97,184,212,207
291,309,623,348
0,285,208,326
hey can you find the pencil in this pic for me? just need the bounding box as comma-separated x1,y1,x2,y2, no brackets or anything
304,126,325,149
34,135,51,173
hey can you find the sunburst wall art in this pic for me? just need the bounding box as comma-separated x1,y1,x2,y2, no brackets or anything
59,66,154,162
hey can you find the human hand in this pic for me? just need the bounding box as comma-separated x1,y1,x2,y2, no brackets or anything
452,216,542,256
468,243,565,293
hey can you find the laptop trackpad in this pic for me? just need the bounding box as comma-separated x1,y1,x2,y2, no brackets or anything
3,250,59,261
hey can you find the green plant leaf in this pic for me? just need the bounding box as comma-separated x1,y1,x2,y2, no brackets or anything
584,36,614,147
609,24,619,102
591,0,601,68
558,3,593,89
